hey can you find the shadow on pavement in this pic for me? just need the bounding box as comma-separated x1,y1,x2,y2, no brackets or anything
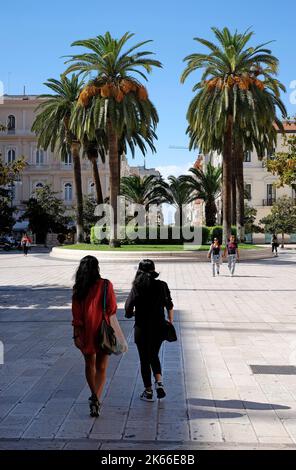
0,285,129,310
189,409,244,419
189,397,290,410
188,398,290,419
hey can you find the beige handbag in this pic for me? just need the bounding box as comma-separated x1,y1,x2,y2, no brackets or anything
110,315,128,353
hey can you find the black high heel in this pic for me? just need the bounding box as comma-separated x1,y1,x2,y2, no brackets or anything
88,394,100,417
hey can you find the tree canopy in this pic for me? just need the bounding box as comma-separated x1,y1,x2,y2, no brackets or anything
20,184,69,242
265,132,296,190
260,196,296,242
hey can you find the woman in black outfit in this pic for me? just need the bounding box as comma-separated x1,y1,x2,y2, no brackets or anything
125,259,174,402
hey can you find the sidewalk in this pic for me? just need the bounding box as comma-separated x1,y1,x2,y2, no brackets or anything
0,251,296,449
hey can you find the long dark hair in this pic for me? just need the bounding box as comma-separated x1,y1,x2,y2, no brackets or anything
133,259,159,295
73,256,100,301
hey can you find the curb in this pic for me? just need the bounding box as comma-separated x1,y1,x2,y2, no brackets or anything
50,247,273,263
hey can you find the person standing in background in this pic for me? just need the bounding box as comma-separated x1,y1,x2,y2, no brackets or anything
224,235,240,276
21,233,32,256
208,237,222,277
271,234,279,257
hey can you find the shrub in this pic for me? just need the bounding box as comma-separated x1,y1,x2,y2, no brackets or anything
57,233,66,245
209,226,222,243
202,226,210,244
90,225,199,245
208,226,237,243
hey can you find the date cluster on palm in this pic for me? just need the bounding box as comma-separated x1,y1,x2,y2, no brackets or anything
206,75,265,91
78,79,148,106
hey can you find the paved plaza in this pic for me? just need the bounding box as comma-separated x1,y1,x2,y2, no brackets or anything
0,249,296,450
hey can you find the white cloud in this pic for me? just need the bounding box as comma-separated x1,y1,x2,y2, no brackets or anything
154,162,195,224
155,162,194,180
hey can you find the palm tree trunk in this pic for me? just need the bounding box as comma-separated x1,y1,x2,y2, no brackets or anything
91,158,103,204
236,143,245,242
177,204,183,241
118,152,121,185
107,121,120,247
232,160,237,225
205,200,217,227
222,117,233,243
72,141,84,243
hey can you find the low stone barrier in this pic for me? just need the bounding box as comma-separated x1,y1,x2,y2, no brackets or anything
50,246,273,263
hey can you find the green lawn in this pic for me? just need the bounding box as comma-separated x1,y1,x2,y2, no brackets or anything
59,243,261,251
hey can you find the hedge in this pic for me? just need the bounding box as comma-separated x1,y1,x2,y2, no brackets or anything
91,225,208,245
90,225,236,245
208,226,237,243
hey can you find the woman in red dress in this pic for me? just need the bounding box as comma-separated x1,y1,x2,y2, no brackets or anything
72,256,117,417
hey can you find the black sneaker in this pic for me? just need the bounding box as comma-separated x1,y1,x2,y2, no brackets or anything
140,390,155,402
88,394,100,417
155,382,166,399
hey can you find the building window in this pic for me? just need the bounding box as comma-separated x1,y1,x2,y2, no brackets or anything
63,153,72,166
244,151,251,163
7,148,16,163
36,149,45,165
64,183,73,201
265,183,276,205
7,115,16,134
35,182,44,190
245,184,252,200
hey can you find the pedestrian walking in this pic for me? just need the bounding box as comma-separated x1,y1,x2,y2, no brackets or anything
125,259,174,402
208,237,222,277
271,234,279,257
224,235,240,276
72,255,118,417
21,233,32,256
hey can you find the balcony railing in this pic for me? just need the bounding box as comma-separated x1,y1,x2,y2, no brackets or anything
262,198,276,206
25,162,90,171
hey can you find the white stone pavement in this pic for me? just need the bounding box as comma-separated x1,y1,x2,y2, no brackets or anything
0,249,296,449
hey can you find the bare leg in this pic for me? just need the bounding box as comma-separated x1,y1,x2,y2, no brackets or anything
155,373,162,383
84,354,97,396
95,349,109,400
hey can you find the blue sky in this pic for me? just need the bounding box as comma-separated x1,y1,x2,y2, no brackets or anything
1,0,295,176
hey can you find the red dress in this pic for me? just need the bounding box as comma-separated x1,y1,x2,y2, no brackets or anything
72,278,117,355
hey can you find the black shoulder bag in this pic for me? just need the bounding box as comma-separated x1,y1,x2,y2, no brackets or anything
162,320,177,342
161,282,177,342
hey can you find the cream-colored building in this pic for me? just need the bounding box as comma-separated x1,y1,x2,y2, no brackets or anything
0,95,109,214
0,94,162,239
243,123,296,242
196,123,296,242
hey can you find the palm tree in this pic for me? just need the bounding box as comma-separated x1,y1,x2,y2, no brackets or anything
181,163,222,226
120,174,161,225
120,174,161,206
64,32,162,247
181,27,286,242
155,175,198,230
32,75,85,242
